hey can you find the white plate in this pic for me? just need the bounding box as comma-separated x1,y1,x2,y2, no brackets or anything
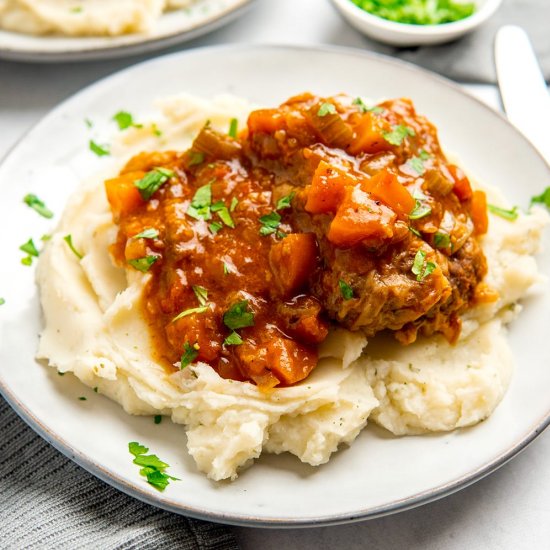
0,0,254,62
1,45,549,527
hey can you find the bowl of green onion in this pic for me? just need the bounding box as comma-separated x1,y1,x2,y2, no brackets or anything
330,0,502,46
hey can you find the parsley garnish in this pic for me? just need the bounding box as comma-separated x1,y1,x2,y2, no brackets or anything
412,250,436,281
211,201,235,228
23,194,54,219
128,441,179,492
189,151,205,166
20,238,39,257
382,125,415,146
276,192,295,211
530,187,550,209
258,211,282,236
78,396,87,401
352,97,384,114
317,102,337,117
134,168,174,201
113,111,142,130
488,204,518,221
154,415,162,424
63,234,83,259
209,222,223,234
339,279,354,300
128,256,157,272
434,232,451,248
223,300,255,330
230,197,239,212
89,140,110,157
172,305,208,322
180,342,199,368
192,285,208,306
186,181,212,221
224,331,243,346
228,118,238,138
132,228,159,240
409,192,432,220
0,298,5,306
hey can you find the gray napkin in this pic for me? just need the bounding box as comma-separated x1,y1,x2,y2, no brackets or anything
0,397,239,550
346,0,550,83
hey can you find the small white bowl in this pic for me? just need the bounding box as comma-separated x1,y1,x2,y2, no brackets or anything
330,0,503,47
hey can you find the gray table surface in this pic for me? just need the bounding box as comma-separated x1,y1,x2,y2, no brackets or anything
1,0,549,548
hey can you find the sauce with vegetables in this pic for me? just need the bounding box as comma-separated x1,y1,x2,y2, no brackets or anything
106,93,490,390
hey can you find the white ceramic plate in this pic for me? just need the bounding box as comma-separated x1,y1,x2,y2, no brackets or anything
1,45,549,527
0,0,254,62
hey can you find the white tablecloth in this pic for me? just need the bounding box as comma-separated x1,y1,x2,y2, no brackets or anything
1,0,548,548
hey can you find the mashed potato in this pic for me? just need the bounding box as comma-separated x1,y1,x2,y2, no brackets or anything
36,94,548,480
0,0,195,36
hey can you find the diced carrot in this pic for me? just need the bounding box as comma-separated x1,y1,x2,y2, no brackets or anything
327,186,396,247
104,171,145,221
305,161,354,214
264,337,317,386
348,113,391,155
247,109,286,135
363,170,415,217
471,189,489,235
448,164,473,201
269,233,318,296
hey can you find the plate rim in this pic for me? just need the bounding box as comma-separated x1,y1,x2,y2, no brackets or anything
1,43,549,528
0,0,256,63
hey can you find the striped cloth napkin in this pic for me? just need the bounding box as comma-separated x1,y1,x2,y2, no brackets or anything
0,397,239,550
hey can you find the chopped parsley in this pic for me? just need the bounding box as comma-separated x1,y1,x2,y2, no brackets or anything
276,192,295,211
350,0,475,25
409,149,431,174
89,140,110,157
113,111,142,130
85,118,93,129
211,201,235,228
63,234,83,259
128,441,179,492
151,123,162,137
530,187,550,209
78,396,87,401
23,194,54,219
352,97,384,113
41,234,52,242
21,256,33,266
338,279,354,300
0,298,5,306
382,125,415,146
230,197,239,212
488,204,518,221
209,221,223,234
258,211,282,236
180,342,199,369
409,192,432,220
186,181,212,221
20,238,39,257
223,300,255,330
127,256,158,272
154,415,162,425
433,232,451,248
228,118,239,139
317,102,337,117
188,151,205,166
93,387,98,393
192,285,208,306
412,250,436,281
224,331,243,346
134,168,174,201
132,228,159,240
172,305,208,323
